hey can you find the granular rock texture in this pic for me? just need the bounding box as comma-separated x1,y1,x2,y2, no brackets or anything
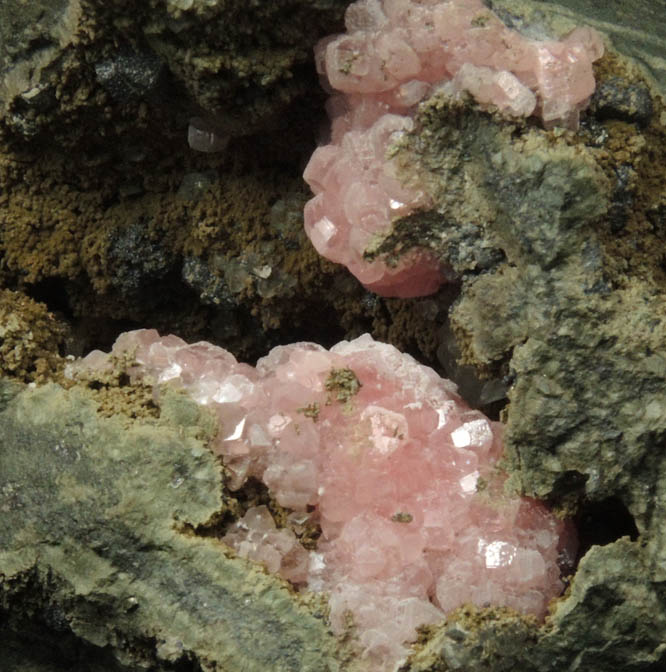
67,329,575,669
384,59,666,519
0,0,348,144
369,12,666,670
2,0,666,670
2,370,666,672
0,0,454,368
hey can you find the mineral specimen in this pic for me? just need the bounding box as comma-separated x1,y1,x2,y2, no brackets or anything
303,0,604,296
67,329,576,670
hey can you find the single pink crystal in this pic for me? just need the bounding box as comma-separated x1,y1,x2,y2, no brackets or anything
67,329,577,670
303,0,604,297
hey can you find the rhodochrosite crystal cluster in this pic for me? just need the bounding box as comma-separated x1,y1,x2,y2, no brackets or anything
67,329,577,669
303,0,604,297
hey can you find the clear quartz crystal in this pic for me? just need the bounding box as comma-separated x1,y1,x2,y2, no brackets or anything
187,117,229,153
68,329,578,672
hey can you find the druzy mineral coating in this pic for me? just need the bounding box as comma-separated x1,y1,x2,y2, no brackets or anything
303,0,604,297
67,329,577,670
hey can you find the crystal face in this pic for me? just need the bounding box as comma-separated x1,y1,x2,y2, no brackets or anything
67,329,577,670
303,0,604,297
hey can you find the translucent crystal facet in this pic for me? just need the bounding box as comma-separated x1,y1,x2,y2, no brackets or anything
67,329,577,670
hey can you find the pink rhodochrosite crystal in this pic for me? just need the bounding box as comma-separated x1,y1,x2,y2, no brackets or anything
67,329,577,670
303,0,604,297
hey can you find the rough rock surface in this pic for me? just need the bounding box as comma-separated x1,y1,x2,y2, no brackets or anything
374,14,666,672
0,0,348,143
0,290,68,381
393,87,666,516
0,379,354,672
408,539,666,672
0,0,387,364
0,3,447,368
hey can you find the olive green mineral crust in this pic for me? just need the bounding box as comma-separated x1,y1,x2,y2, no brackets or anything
325,367,362,404
382,16,666,671
3,376,665,672
297,401,321,421
407,539,666,672
395,65,666,514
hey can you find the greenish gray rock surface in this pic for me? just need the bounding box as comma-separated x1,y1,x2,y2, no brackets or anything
407,539,666,672
384,6,666,667
412,89,666,520
0,380,353,671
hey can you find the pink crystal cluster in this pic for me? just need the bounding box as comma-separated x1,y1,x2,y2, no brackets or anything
303,0,604,297
67,329,576,669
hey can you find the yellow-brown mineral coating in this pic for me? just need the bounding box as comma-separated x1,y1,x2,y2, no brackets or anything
0,0,346,144
0,289,67,382
0,0,448,370
0,139,285,292
586,52,666,288
0,125,444,365
2,1,665,670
